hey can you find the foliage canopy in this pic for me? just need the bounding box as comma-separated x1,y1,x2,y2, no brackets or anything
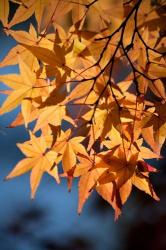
0,0,166,219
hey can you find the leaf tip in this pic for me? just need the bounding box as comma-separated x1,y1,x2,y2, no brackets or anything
30,192,36,200
3,176,9,181
4,173,13,181
154,194,160,202
77,206,82,215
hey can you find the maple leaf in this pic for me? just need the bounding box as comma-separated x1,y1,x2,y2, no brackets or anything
33,105,66,132
53,129,88,173
6,132,60,198
0,57,36,115
96,182,122,220
131,172,159,201
78,168,106,214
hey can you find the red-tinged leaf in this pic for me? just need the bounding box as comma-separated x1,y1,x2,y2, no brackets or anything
67,171,74,192
59,171,73,192
137,161,158,173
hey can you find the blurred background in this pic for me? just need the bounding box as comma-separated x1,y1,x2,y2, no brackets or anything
0,2,166,250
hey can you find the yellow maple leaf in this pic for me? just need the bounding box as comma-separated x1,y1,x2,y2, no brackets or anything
6,132,60,198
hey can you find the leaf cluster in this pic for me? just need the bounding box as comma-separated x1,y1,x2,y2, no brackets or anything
0,0,165,219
